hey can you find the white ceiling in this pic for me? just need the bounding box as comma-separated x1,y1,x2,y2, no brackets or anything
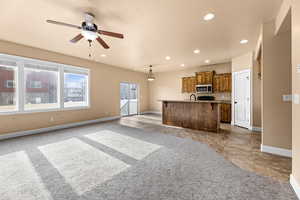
0,0,282,72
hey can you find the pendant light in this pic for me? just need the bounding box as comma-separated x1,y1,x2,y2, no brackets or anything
147,65,155,81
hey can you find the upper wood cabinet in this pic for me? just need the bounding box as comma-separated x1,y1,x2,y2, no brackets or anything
182,77,189,93
213,73,232,93
196,71,214,85
182,77,196,93
182,72,231,93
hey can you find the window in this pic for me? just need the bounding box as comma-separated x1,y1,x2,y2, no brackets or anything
64,70,89,108
0,61,17,112
24,64,59,110
0,53,90,114
5,80,15,88
29,81,42,89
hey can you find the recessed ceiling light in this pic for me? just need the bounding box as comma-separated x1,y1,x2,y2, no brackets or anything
165,56,171,60
205,59,211,64
203,13,215,21
240,39,249,44
181,64,185,67
101,54,107,57
194,49,200,54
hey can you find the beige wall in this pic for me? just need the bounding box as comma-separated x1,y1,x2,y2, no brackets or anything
276,0,292,34
292,0,300,188
232,52,253,72
262,21,292,150
148,63,231,112
252,60,262,127
0,40,149,134
231,52,262,128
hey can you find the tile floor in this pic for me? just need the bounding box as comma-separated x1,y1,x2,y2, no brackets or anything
119,114,292,182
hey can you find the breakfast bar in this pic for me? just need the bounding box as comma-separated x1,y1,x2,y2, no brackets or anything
161,100,231,132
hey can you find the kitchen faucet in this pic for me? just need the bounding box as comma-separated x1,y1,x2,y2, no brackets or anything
190,94,197,101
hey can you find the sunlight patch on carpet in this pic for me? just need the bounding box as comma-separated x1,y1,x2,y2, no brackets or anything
38,138,129,195
0,151,52,200
85,130,161,160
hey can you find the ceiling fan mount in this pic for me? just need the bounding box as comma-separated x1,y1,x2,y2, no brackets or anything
46,12,124,49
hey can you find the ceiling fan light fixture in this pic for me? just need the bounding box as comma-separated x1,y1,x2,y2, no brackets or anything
81,30,98,41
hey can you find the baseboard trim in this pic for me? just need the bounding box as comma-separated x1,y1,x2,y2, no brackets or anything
261,144,292,158
249,126,262,132
140,111,162,115
290,174,300,199
0,116,121,141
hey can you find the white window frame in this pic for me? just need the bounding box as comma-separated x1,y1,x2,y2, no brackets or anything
5,80,15,88
0,63,18,112
23,62,60,111
0,53,90,115
62,65,90,110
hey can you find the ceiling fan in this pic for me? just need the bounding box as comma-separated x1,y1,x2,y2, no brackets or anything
46,13,124,49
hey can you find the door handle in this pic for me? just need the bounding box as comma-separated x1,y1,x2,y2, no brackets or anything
234,101,238,104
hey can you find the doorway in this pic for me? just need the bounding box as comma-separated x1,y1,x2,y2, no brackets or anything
120,82,138,117
233,69,251,128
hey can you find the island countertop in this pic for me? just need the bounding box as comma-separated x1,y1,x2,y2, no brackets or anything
159,100,231,104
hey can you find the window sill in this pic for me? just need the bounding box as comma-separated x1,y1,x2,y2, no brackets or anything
0,106,90,116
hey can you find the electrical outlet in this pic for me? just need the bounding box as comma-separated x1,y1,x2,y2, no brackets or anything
50,117,54,122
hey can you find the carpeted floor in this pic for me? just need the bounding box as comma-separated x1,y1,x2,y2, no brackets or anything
0,120,297,200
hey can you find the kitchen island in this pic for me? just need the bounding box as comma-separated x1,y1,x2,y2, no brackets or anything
161,100,231,132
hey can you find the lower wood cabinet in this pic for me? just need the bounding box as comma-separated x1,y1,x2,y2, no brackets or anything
220,104,231,123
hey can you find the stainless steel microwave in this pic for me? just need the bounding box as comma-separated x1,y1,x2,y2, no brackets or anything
196,84,213,94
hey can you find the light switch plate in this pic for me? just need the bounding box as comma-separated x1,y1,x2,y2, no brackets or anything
283,95,293,102
297,64,300,73
294,94,300,104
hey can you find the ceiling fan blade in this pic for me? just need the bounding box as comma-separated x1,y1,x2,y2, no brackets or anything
46,20,82,29
98,30,124,39
96,37,110,49
70,34,84,43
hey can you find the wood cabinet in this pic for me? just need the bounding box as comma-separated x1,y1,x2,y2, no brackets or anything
213,73,231,93
182,72,231,93
196,71,214,85
182,77,196,93
182,77,189,93
162,101,220,132
220,104,231,123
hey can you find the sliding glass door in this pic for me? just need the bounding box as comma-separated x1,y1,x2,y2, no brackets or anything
120,83,138,116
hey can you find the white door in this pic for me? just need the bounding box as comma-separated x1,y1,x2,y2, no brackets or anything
233,69,251,128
